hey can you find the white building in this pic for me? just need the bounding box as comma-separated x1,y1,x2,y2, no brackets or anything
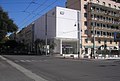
33,7,81,55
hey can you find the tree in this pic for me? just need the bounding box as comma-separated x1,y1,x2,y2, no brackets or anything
34,39,45,54
0,6,18,41
0,40,26,54
49,40,56,54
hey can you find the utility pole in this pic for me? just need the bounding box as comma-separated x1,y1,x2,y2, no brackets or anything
77,11,81,59
93,26,95,58
45,13,48,56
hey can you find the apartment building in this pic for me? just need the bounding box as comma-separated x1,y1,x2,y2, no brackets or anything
17,23,34,51
66,0,120,57
17,7,80,55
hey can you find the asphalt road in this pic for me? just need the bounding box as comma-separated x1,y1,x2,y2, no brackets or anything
1,55,120,81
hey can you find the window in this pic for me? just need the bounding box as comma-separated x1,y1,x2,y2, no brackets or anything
84,5,87,9
84,13,87,18
118,6,120,10
108,4,111,7
98,39,101,44
97,0,100,3
96,8,99,12
104,40,107,43
100,23,102,27
103,32,106,35
109,33,111,36
110,40,112,44
91,30,93,34
103,17,105,21
97,31,100,35
114,5,116,8
101,31,103,36
103,2,105,6
116,26,119,29
97,23,100,27
91,6,95,11
85,30,88,34
91,14,93,18
107,32,109,36
103,24,106,27
95,30,96,34
91,39,93,43
94,14,96,19
112,32,114,36
97,15,99,19
85,48,88,54
91,22,93,26
84,21,87,26
85,39,88,43
93,22,96,27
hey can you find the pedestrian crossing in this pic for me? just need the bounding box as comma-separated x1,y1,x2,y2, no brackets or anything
14,59,47,63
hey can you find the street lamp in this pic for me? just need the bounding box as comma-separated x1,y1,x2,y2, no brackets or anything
77,11,81,59
45,13,48,56
93,26,95,59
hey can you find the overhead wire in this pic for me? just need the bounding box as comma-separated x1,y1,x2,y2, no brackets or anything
18,0,48,27
0,2,38,4
23,0,36,12
20,0,59,28
17,0,37,26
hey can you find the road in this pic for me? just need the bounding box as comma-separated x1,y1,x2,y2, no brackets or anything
1,55,120,81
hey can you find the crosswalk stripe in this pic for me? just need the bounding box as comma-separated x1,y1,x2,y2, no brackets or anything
14,60,48,63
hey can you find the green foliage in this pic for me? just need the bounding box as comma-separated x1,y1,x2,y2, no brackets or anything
0,6,18,41
0,40,26,53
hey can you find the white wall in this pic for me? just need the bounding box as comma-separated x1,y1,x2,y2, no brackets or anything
56,7,78,39
34,7,80,41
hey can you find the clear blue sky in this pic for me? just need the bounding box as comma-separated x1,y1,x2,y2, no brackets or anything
0,0,66,30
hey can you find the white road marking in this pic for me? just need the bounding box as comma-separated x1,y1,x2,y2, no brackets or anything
14,60,19,62
20,60,26,62
31,60,36,62
0,56,48,81
26,60,31,62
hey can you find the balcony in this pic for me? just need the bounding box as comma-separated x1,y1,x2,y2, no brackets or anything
91,11,120,19
87,2,120,19
90,26,120,32
91,19,120,28
90,3,120,12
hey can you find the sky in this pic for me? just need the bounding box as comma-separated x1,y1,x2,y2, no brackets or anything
0,0,66,30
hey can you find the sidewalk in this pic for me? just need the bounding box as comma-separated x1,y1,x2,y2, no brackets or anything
53,54,120,60
0,56,34,81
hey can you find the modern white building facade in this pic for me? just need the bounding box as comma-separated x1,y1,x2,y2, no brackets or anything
18,7,81,55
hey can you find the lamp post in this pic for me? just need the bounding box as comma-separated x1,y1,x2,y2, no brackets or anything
77,11,81,59
93,26,95,58
45,13,48,56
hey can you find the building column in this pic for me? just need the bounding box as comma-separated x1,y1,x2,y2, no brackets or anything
60,39,62,54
